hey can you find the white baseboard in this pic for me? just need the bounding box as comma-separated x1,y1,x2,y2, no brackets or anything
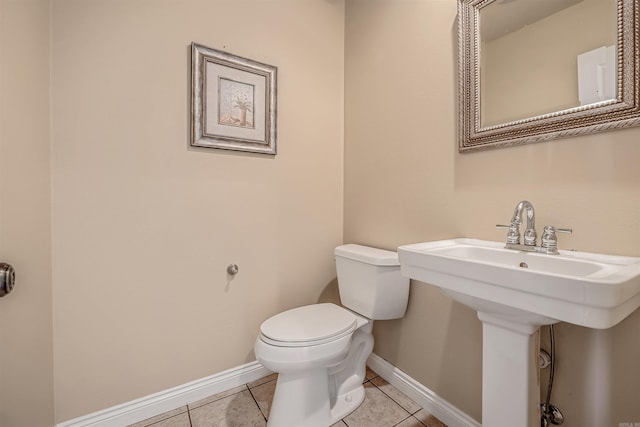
57,354,479,427
367,353,481,427
56,361,271,427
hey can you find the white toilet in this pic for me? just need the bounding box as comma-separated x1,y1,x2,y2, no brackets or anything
254,244,410,427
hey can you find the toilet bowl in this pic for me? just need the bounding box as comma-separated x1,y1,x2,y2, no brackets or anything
254,244,410,427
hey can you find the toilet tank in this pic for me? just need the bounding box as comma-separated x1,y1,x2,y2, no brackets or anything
334,244,410,320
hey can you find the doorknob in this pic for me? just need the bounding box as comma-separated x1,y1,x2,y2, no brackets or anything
0,263,16,297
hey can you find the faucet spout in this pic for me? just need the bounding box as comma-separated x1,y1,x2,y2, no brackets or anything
511,200,537,246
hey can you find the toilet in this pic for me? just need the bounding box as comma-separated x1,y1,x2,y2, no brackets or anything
254,244,410,427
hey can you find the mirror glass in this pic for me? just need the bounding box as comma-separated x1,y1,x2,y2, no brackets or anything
458,0,640,152
480,0,617,127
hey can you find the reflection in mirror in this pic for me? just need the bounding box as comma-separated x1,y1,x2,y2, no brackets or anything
480,0,618,127
458,0,640,152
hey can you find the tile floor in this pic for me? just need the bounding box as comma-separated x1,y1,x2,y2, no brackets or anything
129,368,447,427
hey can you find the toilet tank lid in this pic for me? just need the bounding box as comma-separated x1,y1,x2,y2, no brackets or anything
334,244,399,266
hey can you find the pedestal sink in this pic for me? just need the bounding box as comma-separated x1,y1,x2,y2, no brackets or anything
398,238,640,427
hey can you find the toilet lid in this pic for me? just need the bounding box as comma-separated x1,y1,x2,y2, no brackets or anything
260,303,357,347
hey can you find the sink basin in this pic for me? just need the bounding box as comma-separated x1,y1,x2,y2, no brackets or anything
398,238,640,329
398,238,640,426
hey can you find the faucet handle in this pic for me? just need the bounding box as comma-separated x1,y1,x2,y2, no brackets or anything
555,227,573,234
541,226,572,251
496,223,520,244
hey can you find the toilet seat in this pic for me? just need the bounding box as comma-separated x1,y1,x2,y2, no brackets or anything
259,303,357,347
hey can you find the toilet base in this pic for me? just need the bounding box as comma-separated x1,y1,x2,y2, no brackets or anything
329,384,365,423
266,369,365,427
264,323,373,427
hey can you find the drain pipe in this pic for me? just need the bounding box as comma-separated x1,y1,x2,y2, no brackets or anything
541,325,564,426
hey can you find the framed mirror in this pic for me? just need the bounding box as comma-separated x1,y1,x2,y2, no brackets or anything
458,0,640,152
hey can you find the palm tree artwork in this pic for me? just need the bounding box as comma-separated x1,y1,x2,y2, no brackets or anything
218,77,255,128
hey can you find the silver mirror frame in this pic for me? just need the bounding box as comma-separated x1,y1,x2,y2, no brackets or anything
458,0,640,152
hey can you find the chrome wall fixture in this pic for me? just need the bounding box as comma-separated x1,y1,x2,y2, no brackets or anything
226,264,239,276
0,263,16,297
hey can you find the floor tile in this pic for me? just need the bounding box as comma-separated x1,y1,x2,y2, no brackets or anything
394,415,427,427
343,382,411,427
142,412,191,427
248,377,277,419
127,365,448,427
413,409,447,427
188,385,247,410
189,389,266,427
247,373,277,389
370,376,422,414
127,406,188,427
365,366,379,380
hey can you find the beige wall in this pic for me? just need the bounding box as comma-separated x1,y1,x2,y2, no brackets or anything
345,1,640,426
51,0,344,422
0,0,54,426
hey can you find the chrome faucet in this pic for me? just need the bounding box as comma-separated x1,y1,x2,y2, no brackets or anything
497,200,572,255
512,200,537,246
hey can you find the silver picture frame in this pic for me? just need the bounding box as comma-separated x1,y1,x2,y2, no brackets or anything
191,43,277,155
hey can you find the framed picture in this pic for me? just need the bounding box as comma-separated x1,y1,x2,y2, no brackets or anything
191,43,277,155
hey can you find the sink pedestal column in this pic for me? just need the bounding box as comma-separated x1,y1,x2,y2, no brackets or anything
478,312,543,427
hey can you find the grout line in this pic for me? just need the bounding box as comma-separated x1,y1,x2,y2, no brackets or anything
247,373,278,390
129,407,189,427
186,409,193,427
247,384,268,422
373,381,419,416
368,376,420,426
392,414,426,427
187,384,250,411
